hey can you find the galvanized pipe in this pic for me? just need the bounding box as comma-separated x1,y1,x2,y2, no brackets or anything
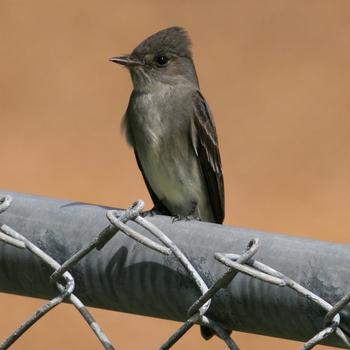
0,190,349,348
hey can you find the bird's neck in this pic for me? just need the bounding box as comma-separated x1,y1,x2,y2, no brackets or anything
132,76,198,95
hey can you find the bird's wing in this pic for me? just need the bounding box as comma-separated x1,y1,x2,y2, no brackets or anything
134,150,171,215
190,90,225,223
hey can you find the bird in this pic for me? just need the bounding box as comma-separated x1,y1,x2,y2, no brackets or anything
111,26,224,231
111,27,225,340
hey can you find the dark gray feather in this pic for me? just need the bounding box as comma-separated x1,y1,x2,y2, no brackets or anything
191,90,225,223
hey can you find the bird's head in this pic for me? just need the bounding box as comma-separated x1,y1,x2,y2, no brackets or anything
111,27,199,91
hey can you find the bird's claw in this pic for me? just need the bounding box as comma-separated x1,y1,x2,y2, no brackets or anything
172,201,200,223
141,209,158,217
172,214,200,223
141,206,170,217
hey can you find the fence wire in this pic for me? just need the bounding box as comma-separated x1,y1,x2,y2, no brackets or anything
0,194,350,349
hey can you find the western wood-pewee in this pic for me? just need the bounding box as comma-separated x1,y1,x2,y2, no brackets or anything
111,27,224,229
111,27,225,339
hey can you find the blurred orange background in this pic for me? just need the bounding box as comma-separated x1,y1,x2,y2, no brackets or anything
1,1,350,349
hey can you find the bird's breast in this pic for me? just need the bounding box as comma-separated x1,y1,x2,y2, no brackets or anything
130,90,187,148
125,88,213,220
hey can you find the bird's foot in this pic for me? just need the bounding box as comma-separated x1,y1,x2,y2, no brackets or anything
172,214,198,223
141,206,169,218
172,201,200,223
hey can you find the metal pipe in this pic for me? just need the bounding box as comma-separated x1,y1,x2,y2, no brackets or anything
0,189,349,348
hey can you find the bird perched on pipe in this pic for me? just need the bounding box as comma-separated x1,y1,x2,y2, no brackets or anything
111,27,225,338
111,26,224,224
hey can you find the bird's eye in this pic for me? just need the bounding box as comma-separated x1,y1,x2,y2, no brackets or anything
154,55,169,67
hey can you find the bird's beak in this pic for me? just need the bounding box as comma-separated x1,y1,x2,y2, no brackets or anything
109,55,143,66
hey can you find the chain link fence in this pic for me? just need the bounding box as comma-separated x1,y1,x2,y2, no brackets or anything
0,192,350,349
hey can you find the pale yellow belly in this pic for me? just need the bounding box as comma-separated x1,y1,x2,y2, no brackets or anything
140,147,214,221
